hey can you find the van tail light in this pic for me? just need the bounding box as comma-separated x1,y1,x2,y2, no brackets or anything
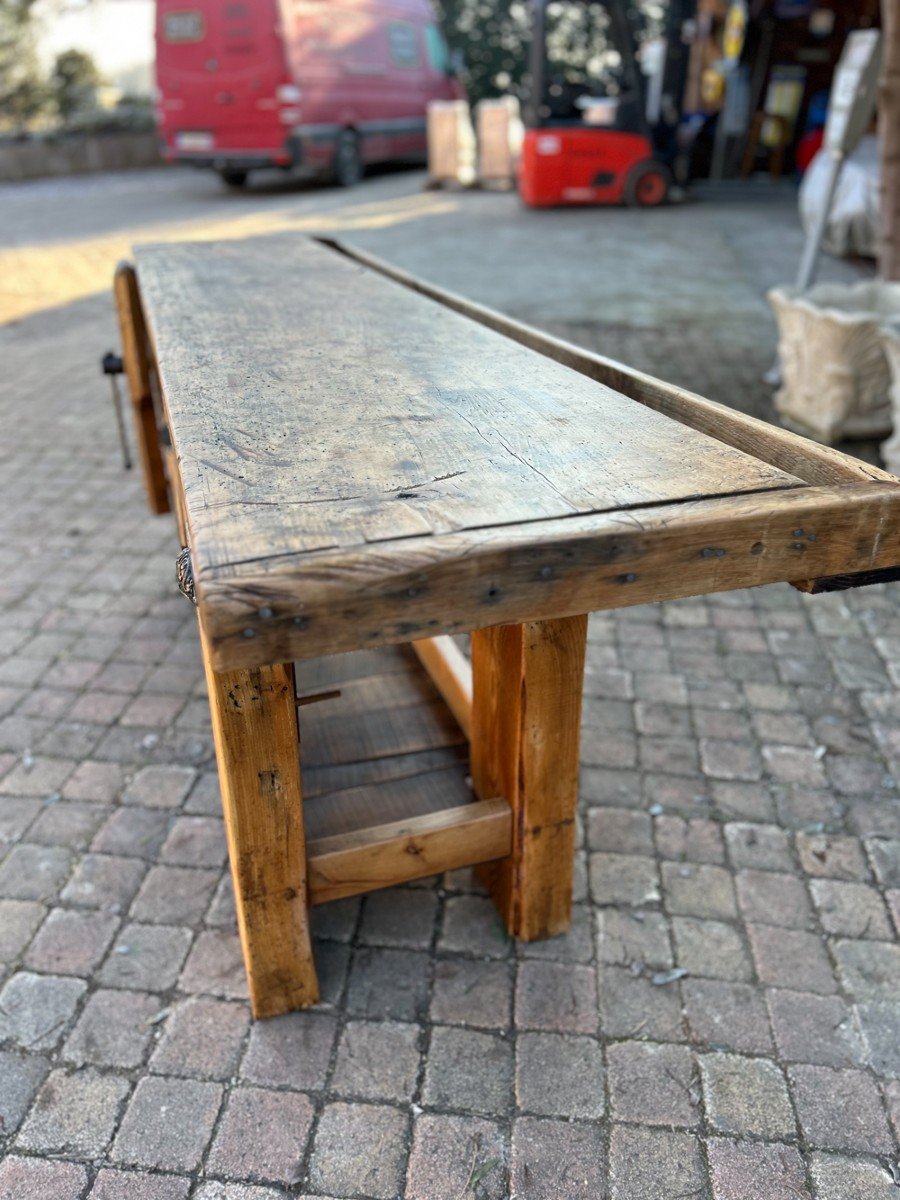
276,84,302,103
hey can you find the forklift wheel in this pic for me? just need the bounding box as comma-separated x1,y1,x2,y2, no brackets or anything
624,162,671,208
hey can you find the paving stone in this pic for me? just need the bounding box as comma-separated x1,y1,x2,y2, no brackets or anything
0,971,86,1050
654,814,725,863
672,916,752,981
736,868,813,928
0,1049,49,1139
438,894,511,958
0,898,45,961
405,1113,507,1200
0,843,72,900
0,1156,88,1200
789,1063,893,1152
608,1126,706,1200
159,816,226,868
510,1117,605,1200
857,1000,900,1077
809,879,892,938
98,922,192,992
596,908,672,968
796,832,870,880
27,801,109,850
240,1011,337,1091
831,938,900,999
514,960,598,1034
808,1153,896,1200
660,861,737,919
586,807,652,853
88,1169,192,1199
60,854,146,910
130,865,219,925
206,1086,314,1185
700,1052,794,1138
330,1019,420,1102
515,1032,604,1118
345,947,430,1021
150,996,249,1079
111,1075,222,1171
24,908,119,975
62,988,159,1068
430,957,512,1030
92,807,171,859
706,1139,810,1200
422,1026,513,1115
121,765,195,809
766,988,864,1068
884,1078,900,1138
518,902,595,964
178,929,248,999
306,1102,408,1199
588,852,660,906
713,779,777,822
683,978,773,1054
357,887,438,948
701,739,761,781
607,1041,697,1126
598,965,684,1041
747,924,836,994
16,1066,130,1156
0,797,40,846
866,837,900,887
887,888,900,935
725,821,794,871
193,1186,286,1200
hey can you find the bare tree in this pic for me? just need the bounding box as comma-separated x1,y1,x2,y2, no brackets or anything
881,0,900,278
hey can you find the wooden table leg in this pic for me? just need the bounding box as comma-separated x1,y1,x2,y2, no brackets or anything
471,614,588,941
113,262,170,516
200,628,319,1017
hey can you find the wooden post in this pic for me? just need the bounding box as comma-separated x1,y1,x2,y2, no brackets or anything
113,262,171,515
201,628,319,1017
881,0,900,280
470,614,588,941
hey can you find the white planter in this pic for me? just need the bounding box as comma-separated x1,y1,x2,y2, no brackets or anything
879,322,900,475
476,96,524,186
427,100,476,187
768,280,900,444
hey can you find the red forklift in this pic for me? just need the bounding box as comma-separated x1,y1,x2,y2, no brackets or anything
519,0,692,207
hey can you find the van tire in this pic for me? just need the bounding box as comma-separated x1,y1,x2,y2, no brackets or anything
220,170,249,189
332,130,363,188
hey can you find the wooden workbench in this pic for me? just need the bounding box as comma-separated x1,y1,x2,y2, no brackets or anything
115,233,900,1017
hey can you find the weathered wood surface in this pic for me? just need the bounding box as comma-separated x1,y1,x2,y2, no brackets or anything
412,636,473,740
472,615,588,940
130,235,900,670
202,482,900,668
200,635,318,1017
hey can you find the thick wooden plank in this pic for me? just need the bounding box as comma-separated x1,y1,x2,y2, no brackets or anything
302,745,467,800
300,694,465,768
201,482,900,669
472,615,588,940
133,235,802,579
307,798,511,905
200,632,318,1017
304,763,478,841
113,262,171,515
328,239,896,489
412,636,473,741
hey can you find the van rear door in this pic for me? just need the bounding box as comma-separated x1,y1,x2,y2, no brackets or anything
156,0,291,159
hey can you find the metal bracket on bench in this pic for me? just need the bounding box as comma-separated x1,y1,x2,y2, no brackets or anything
100,350,132,471
176,546,197,605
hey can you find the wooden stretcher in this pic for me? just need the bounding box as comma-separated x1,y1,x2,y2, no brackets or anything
113,233,900,1017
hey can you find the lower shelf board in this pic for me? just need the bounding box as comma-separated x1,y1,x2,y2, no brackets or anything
307,796,511,905
297,644,508,904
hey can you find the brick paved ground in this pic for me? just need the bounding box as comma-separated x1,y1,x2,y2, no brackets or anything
1,170,899,1198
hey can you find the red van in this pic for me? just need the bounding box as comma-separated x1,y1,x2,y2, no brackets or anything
154,0,462,187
